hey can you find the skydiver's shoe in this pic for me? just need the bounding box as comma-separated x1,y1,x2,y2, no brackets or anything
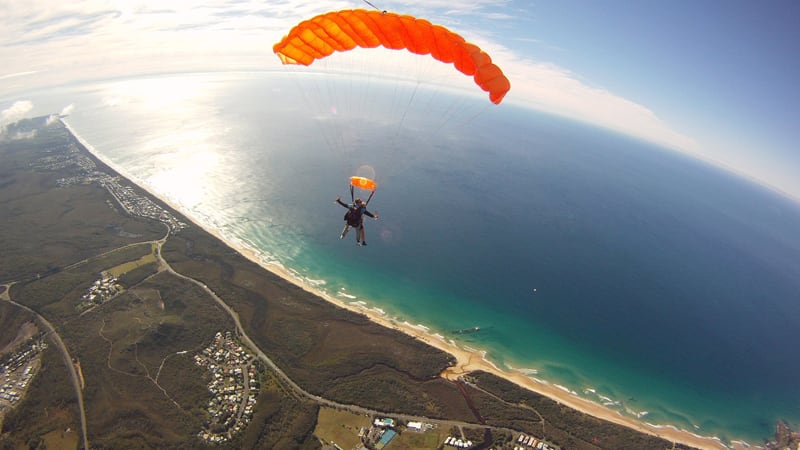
361,242,367,246
340,233,345,239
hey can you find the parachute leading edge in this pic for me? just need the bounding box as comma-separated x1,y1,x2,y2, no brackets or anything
273,9,511,104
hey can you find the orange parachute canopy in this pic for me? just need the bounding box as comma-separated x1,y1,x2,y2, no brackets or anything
273,9,510,104
350,176,377,192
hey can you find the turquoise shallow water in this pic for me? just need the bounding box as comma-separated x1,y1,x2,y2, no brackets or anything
14,72,800,445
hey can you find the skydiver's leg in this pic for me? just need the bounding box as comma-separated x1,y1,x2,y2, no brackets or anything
358,225,366,245
340,225,350,239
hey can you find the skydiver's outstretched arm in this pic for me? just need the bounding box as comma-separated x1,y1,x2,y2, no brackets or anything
336,197,349,208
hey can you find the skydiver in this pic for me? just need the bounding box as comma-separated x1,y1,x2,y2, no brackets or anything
336,197,378,246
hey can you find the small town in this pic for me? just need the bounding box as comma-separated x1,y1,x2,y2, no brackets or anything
98,177,187,233
194,331,259,444
38,136,187,234
514,433,555,450
0,334,47,418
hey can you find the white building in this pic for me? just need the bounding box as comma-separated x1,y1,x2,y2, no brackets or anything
406,421,423,431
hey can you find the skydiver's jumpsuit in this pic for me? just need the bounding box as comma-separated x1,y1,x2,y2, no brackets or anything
336,198,376,244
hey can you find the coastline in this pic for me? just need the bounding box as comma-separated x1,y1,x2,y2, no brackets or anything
63,119,730,450
193,242,730,450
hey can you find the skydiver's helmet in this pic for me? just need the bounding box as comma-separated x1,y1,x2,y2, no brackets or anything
355,198,363,205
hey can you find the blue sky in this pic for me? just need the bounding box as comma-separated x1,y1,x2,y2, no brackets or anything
517,1,800,198
1,0,798,199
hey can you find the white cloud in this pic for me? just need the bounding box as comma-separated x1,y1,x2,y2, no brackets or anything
0,71,39,81
1,100,34,126
8,130,38,140
60,103,75,116
0,0,697,153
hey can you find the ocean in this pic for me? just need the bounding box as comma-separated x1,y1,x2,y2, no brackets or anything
13,71,800,445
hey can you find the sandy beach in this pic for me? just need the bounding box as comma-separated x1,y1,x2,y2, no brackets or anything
67,119,730,450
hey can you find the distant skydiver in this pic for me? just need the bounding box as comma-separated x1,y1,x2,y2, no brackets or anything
336,197,378,246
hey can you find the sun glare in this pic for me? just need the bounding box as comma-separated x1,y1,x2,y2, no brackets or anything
101,76,215,110
147,151,217,209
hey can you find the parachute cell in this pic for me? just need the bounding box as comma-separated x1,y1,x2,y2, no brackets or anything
273,9,510,104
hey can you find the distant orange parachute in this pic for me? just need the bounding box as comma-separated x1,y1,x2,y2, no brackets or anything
350,176,377,192
273,9,511,104
349,176,377,206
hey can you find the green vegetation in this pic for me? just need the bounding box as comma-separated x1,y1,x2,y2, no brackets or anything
0,302,36,354
11,243,156,325
469,371,692,450
0,345,79,448
0,120,164,283
105,243,158,277
314,407,371,449
59,272,227,448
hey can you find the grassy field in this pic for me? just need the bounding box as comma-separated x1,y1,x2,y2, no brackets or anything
314,407,371,449
390,428,449,450
106,242,158,278
41,428,79,450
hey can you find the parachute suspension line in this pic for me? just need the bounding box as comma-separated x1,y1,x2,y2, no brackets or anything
361,0,385,13
454,102,491,135
349,182,375,216
365,189,375,206
394,80,421,139
432,99,491,137
273,9,511,191
288,58,352,180
281,66,339,162
315,80,345,161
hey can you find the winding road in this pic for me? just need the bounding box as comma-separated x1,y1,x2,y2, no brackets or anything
0,229,520,450
0,228,171,450
153,240,519,435
1,289,90,450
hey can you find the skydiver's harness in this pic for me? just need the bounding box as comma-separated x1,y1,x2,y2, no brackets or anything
344,207,362,227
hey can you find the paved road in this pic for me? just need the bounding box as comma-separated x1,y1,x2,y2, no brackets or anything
0,228,169,450
154,241,506,434
2,295,89,450
0,230,508,450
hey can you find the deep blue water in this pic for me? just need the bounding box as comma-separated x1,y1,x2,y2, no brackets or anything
12,72,800,444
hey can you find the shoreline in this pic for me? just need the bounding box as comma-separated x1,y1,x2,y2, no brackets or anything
199,241,731,450
63,118,732,450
